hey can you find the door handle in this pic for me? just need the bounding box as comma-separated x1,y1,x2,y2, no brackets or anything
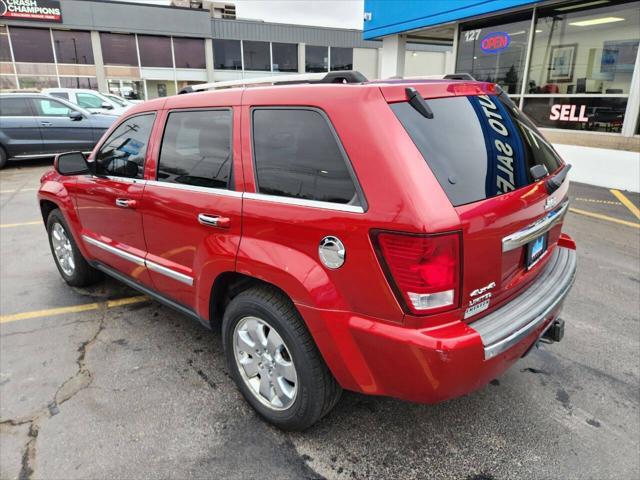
115,198,137,208
41,122,52,127
198,213,230,228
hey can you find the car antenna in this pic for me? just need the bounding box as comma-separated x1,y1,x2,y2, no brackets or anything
405,87,434,119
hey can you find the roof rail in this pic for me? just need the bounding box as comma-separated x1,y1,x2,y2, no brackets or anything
178,70,368,94
390,73,476,81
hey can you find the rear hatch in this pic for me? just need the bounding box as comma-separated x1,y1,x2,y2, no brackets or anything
387,83,569,321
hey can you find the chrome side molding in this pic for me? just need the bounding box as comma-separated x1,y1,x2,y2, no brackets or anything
82,235,193,286
502,200,570,252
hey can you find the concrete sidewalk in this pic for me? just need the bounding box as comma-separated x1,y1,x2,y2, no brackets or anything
554,144,640,193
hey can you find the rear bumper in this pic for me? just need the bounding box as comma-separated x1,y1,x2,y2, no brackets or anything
298,245,577,404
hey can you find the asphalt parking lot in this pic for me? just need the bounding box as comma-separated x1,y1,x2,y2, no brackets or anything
1,161,639,480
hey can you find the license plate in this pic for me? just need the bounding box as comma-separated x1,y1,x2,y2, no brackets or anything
526,233,548,269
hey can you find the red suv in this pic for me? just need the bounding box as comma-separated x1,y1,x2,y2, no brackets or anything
38,72,576,430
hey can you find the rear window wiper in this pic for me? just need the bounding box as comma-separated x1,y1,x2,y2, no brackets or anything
405,87,434,119
545,164,572,194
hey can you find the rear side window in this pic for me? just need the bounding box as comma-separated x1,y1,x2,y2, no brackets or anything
391,93,562,206
95,113,155,179
252,108,360,205
0,98,32,116
158,109,232,189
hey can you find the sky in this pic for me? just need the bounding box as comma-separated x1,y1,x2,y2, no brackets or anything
112,0,365,29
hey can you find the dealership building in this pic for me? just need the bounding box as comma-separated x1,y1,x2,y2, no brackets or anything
0,0,450,100
365,0,640,150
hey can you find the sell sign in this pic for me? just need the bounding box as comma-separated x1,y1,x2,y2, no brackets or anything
0,0,62,22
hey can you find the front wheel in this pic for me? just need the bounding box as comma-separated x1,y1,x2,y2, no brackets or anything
47,209,102,287
222,286,341,431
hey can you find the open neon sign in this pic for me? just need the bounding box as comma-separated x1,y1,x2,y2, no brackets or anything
480,32,511,54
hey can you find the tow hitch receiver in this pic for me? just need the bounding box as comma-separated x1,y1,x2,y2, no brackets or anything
542,318,565,343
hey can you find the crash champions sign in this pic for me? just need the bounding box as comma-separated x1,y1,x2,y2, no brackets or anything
0,0,62,22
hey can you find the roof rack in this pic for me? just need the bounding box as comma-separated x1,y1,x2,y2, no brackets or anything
178,70,368,94
388,73,476,81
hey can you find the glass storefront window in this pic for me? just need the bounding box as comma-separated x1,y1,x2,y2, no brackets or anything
522,96,628,132
52,30,94,64
528,1,639,95
60,77,98,89
146,79,176,99
100,33,138,66
330,47,353,71
213,39,241,70
173,38,205,69
243,41,270,71
138,35,173,68
0,75,17,91
272,43,297,72
108,79,143,100
1,26,12,62
305,45,328,72
17,76,58,89
457,13,533,94
9,27,54,63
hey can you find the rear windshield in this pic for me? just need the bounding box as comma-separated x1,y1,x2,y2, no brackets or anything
391,93,562,206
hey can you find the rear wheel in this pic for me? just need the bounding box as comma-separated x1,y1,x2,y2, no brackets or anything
46,209,102,287
0,147,7,169
222,286,341,431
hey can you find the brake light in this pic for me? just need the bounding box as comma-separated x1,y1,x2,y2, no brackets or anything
373,231,460,315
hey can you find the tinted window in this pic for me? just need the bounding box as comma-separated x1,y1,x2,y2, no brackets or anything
173,37,206,69
305,45,328,72
48,92,69,100
31,98,74,117
391,93,562,206
100,33,138,66
0,97,32,116
243,41,270,71
95,114,155,179
10,27,54,63
76,92,104,109
158,110,232,189
213,40,241,70
330,47,353,71
60,77,98,89
138,35,172,68
252,109,359,205
272,43,297,72
52,30,94,64
1,26,12,62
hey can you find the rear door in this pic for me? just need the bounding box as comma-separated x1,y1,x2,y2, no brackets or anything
390,90,569,320
0,96,42,157
29,97,96,154
140,105,243,315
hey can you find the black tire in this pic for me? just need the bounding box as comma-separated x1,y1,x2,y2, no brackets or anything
0,146,7,169
222,286,342,431
46,209,102,287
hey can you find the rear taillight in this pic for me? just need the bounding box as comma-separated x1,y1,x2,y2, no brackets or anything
373,231,461,315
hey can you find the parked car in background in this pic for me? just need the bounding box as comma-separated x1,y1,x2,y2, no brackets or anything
42,88,129,115
0,93,117,169
102,93,137,108
37,72,576,430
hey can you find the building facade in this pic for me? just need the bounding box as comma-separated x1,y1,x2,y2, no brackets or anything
364,0,640,150
0,0,450,101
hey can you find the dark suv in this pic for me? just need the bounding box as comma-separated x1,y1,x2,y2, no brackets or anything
0,93,117,169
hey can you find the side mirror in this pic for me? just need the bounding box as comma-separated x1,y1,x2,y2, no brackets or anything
69,110,83,121
55,152,90,176
101,102,114,110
